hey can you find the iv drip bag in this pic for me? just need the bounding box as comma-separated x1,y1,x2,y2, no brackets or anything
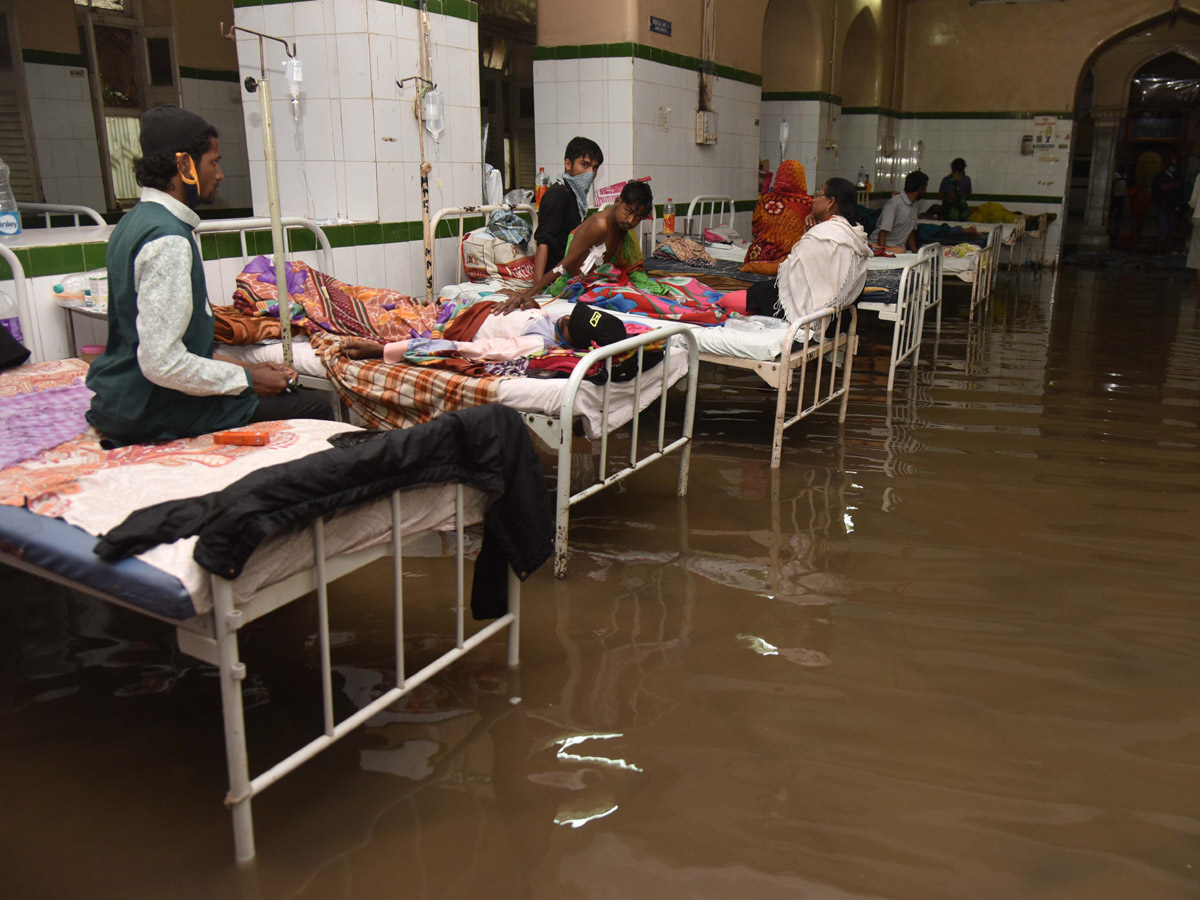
422,90,445,141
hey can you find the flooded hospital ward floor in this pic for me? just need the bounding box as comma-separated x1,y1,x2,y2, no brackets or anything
2,266,1199,900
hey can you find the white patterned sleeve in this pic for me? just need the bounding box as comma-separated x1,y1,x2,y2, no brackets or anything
133,235,252,396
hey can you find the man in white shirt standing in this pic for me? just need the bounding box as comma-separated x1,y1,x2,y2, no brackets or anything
871,170,928,253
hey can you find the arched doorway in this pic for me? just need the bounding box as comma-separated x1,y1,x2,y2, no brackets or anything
1069,11,1200,253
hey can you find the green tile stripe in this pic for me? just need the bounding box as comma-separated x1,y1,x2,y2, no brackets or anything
21,49,87,68
764,96,1073,120
233,0,478,23
534,43,761,88
761,91,840,104
3,199,810,279
179,67,240,84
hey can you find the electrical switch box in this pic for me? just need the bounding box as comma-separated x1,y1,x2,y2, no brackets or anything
695,110,718,145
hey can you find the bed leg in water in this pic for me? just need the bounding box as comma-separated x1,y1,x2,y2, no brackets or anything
212,577,256,862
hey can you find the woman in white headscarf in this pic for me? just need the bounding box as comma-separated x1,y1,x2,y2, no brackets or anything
718,177,871,321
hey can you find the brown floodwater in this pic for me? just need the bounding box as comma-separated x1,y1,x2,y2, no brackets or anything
2,266,1199,899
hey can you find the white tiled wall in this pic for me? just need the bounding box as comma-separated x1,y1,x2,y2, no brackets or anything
759,99,822,188
899,117,1069,261
24,63,105,212
236,0,483,291
180,77,252,210
535,56,760,212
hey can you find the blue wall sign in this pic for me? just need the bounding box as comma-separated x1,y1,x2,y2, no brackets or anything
649,16,672,37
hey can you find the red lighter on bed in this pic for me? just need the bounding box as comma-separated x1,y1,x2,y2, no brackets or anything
214,430,270,446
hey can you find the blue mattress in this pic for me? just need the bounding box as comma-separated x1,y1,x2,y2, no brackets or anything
0,504,195,620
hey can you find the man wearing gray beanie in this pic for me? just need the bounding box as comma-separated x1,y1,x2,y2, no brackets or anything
87,105,332,447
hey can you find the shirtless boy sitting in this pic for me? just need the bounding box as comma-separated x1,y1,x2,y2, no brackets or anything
493,181,655,314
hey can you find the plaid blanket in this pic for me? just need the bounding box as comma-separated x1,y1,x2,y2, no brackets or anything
310,332,500,430
232,256,441,341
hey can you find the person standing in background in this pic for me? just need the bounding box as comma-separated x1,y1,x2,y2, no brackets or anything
939,158,972,222
1186,172,1200,285
1151,155,1184,253
1109,166,1127,242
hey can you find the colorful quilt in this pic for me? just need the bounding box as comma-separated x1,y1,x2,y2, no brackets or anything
548,231,729,326
310,331,501,430
232,257,442,341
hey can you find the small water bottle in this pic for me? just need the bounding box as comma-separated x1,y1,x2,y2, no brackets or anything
53,273,91,303
663,197,676,234
0,290,23,343
0,157,22,243
535,167,549,206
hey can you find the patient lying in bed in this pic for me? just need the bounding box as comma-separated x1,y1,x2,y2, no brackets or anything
342,300,627,361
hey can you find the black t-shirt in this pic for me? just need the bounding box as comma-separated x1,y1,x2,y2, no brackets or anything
534,183,582,269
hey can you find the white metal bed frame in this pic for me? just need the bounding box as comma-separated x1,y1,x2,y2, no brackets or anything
195,216,342,403
684,195,735,248
699,303,858,467
655,193,863,468
858,244,936,394
428,205,702,576
17,201,107,228
1,243,31,354
0,481,519,863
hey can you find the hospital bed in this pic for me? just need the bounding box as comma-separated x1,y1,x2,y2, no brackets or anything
397,206,703,577
194,215,343,406
437,203,856,470
858,244,938,393
0,359,533,862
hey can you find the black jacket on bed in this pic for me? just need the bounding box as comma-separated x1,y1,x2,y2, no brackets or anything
94,404,553,619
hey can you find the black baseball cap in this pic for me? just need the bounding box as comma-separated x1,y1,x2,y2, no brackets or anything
140,105,215,157
569,303,627,348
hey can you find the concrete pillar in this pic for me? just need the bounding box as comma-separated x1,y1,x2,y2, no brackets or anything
1077,108,1123,253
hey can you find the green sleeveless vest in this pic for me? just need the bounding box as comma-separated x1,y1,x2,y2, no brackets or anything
86,200,256,446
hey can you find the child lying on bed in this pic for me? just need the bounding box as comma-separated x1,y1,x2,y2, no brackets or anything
341,300,627,362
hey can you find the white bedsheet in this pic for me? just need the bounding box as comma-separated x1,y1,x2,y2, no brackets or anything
868,251,976,281
47,419,484,615
219,339,327,377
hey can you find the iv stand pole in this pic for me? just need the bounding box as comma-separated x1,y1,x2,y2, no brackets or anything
222,23,297,369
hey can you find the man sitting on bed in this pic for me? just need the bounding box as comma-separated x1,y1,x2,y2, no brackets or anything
870,170,927,253
342,300,627,362
495,181,655,313
717,177,870,322
86,105,333,448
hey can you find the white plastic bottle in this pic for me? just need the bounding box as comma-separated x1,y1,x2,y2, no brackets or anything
0,290,23,343
0,157,21,243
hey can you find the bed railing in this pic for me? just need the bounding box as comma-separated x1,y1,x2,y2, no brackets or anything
684,195,734,248
195,215,334,273
180,485,519,862
18,201,107,228
0,244,32,358
539,323,699,576
858,250,934,393
764,306,858,467
429,203,539,287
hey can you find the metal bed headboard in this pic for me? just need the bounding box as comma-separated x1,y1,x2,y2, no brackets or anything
0,243,31,356
684,195,734,246
195,216,334,274
18,202,107,228
428,204,539,288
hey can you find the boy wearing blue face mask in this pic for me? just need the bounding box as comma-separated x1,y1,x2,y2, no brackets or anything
498,136,603,312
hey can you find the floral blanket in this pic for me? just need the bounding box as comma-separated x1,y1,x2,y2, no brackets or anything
232,257,442,341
